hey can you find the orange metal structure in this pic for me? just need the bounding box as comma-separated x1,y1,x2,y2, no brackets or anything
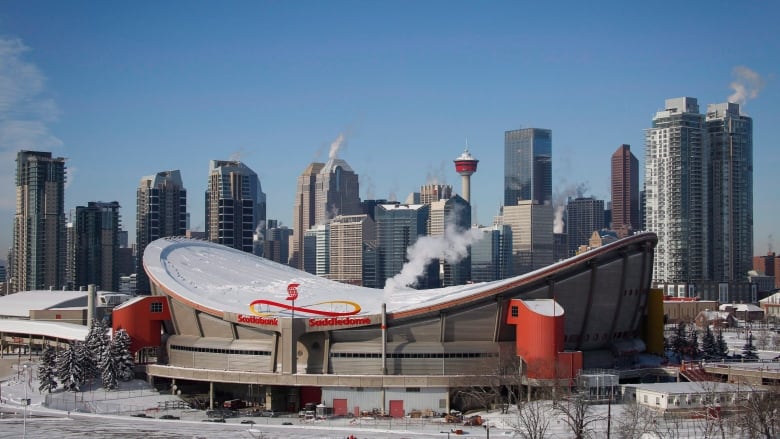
507,298,583,381
112,296,171,354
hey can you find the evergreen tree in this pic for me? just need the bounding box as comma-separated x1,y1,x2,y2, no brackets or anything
716,330,729,357
742,333,759,360
670,322,693,359
38,344,58,393
56,341,84,391
75,338,95,387
100,341,119,390
701,325,717,358
85,319,110,377
688,326,701,358
114,329,135,381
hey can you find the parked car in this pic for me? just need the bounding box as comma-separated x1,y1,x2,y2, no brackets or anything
130,413,151,418
202,418,226,423
160,414,180,420
259,410,276,417
240,420,256,425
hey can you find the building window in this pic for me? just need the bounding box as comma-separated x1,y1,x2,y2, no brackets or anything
406,387,420,393
511,306,519,317
151,302,163,313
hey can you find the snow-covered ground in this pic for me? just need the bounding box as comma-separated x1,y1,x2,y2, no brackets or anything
1,326,778,438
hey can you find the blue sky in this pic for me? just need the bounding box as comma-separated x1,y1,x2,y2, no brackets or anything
1,1,778,259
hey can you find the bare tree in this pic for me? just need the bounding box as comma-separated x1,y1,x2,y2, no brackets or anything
614,400,661,439
691,382,730,439
736,385,780,439
554,392,604,439
509,399,550,439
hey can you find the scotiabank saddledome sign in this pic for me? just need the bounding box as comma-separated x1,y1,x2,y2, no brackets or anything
236,283,372,329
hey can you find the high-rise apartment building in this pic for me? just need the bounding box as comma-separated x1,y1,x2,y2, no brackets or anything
504,128,552,206
375,204,434,288
329,214,376,286
501,201,553,276
205,160,266,254
74,201,121,291
13,150,67,292
706,102,753,282
136,170,187,294
429,195,471,286
611,144,639,237
645,97,708,284
471,224,512,282
566,197,606,257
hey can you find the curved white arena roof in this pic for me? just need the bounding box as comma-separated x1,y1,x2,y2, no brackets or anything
144,233,657,322
143,237,521,318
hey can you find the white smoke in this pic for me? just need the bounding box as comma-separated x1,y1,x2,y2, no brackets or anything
728,66,764,107
384,223,483,292
554,205,565,234
552,182,590,234
329,133,345,160
425,161,448,185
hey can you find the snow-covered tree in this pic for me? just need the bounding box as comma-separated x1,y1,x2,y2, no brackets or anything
114,329,135,381
38,344,58,393
100,344,119,390
56,341,84,391
85,318,110,376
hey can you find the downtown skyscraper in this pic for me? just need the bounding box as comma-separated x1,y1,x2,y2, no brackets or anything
74,201,121,291
503,128,553,276
504,128,552,206
645,98,708,284
291,157,361,270
12,150,67,292
611,144,640,237
136,170,187,294
205,160,266,254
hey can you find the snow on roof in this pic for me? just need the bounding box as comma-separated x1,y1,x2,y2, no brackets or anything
760,292,780,304
0,319,87,341
719,303,762,312
523,299,563,317
143,237,521,317
0,290,88,318
625,381,743,395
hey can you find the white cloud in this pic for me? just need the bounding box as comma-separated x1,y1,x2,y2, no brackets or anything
0,37,63,210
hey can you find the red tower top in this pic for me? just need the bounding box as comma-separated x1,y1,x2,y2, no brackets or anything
454,147,479,176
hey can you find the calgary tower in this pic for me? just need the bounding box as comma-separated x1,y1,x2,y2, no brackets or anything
453,146,478,203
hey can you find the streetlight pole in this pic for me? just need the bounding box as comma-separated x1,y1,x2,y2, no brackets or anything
23,364,28,439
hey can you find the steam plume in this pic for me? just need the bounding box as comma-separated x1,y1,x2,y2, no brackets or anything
329,133,345,160
728,66,764,107
384,223,482,292
553,182,590,234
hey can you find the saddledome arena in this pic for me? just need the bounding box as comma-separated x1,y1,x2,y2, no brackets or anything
115,232,660,415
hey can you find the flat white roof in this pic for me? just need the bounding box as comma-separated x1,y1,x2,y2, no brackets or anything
626,381,742,394
0,290,88,318
0,319,88,341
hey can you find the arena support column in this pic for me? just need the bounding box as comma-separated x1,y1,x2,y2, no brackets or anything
381,303,387,375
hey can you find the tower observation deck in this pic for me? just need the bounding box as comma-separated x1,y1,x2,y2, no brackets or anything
454,147,478,203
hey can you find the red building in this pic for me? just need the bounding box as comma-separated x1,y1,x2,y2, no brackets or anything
753,252,780,289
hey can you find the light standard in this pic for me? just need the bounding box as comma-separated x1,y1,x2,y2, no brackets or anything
23,363,28,439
